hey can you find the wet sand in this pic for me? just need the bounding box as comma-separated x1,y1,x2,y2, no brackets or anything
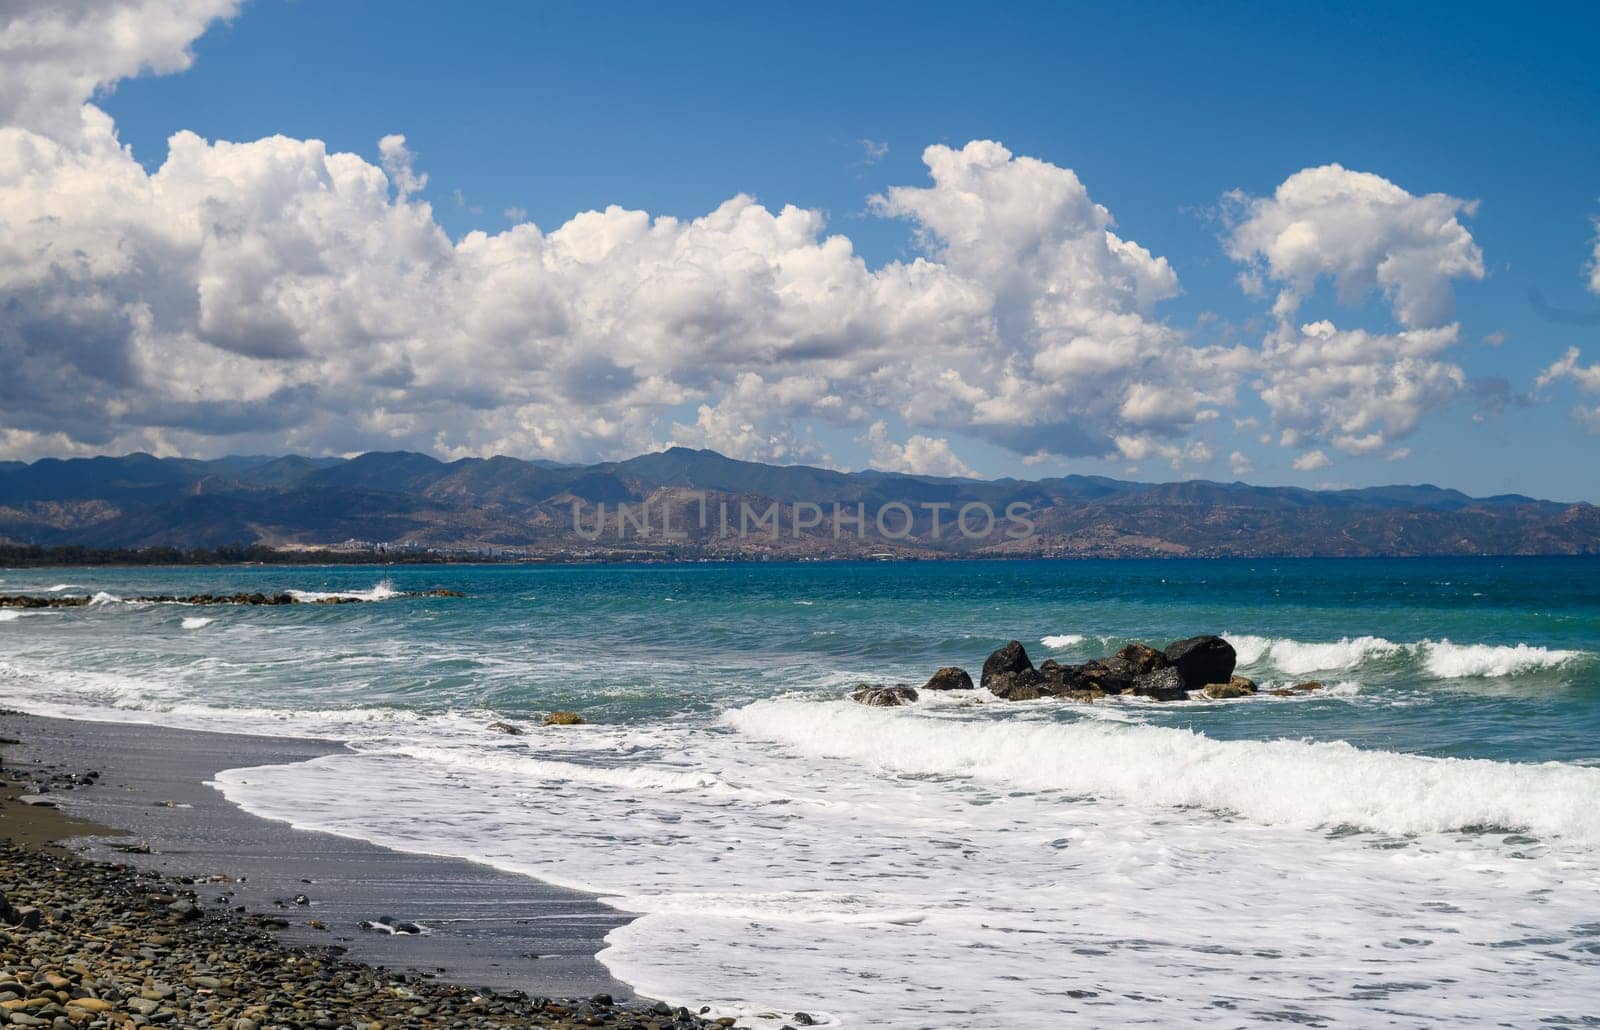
0,709,638,1000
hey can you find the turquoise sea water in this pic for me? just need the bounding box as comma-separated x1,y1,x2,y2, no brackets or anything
3,558,1599,1026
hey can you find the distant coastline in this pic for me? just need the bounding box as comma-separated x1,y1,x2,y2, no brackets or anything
3,448,1598,560
5,543,1600,569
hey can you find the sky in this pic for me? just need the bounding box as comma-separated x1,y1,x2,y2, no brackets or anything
2,1,1599,499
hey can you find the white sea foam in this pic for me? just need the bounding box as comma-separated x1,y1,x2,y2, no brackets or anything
214,710,1600,1029
1420,640,1582,678
1040,633,1085,649
725,699,1600,843
0,611,21,622
88,591,123,605
45,583,82,592
181,616,215,630
286,579,401,603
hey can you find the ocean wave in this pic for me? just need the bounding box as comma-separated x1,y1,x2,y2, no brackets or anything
285,579,400,603
1419,640,1583,679
1228,633,1403,674
1229,633,1587,680
88,591,124,606
0,611,22,622
725,699,1600,843
1040,634,1085,649
181,616,215,630
46,583,83,592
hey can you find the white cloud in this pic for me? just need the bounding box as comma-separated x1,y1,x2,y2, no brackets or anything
857,139,888,165
0,0,239,139
1226,164,1484,329
377,134,426,198
1535,347,1600,433
1590,215,1600,294
1292,450,1331,472
1228,450,1254,477
1223,165,1487,458
0,8,1500,480
860,421,974,478
1535,347,1600,393
1255,320,1465,456
504,206,527,223
0,76,1250,468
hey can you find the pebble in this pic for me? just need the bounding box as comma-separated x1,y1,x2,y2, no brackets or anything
0,839,731,1029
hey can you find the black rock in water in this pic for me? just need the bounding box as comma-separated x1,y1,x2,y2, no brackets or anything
1131,666,1190,701
1078,657,1136,695
1037,659,1090,694
1115,643,1168,675
981,640,1034,689
922,666,974,691
1163,635,1238,690
988,668,1047,701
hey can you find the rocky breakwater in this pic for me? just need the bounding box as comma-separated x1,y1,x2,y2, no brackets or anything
0,589,464,608
849,634,1318,707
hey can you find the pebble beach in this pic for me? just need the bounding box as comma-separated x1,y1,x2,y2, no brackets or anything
0,721,742,1030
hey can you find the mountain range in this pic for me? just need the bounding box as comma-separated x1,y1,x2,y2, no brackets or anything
1,449,1597,558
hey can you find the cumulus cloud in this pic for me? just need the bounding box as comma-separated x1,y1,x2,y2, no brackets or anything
1225,164,1484,329
0,27,1246,475
1223,166,1487,457
0,5,1500,479
860,421,974,478
1255,321,1465,456
0,0,239,139
1292,450,1331,472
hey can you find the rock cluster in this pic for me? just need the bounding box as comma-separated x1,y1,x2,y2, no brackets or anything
847,634,1332,707
0,590,463,608
0,840,727,1029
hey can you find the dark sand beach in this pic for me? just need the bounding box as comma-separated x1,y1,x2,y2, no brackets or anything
0,710,736,1029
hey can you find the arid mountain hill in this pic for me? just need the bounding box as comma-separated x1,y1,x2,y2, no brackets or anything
0,448,1594,558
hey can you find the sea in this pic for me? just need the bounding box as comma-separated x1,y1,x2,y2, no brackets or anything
2,558,1598,1027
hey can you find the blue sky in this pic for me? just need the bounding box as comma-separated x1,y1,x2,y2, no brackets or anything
4,1,1600,498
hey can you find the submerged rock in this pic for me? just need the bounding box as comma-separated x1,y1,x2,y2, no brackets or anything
1131,666,1190,701
1163,635,1238,690
1269,681,1324,697
1202,676,1257,699
922,666,974,691
542,711,586,726
487,720,524,735
851,683,919,707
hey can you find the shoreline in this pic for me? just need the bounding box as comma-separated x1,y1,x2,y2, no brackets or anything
0,709,736,1028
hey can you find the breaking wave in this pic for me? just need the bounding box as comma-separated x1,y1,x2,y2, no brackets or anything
1418,640,1583,679
1040,634,1085,649
1229,633,1586,680
286,579,401,603
725,698,1600,843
